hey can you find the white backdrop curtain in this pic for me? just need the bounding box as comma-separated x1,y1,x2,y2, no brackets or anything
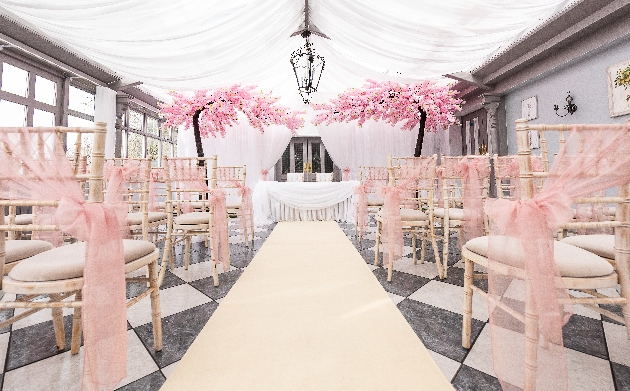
0,0,576,104
178,112,293,187
94,86,117,158
318,121,418,179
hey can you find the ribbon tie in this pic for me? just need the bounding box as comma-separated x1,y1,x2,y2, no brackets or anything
354,180,372,238
210,189,229,270
377,185,404,266
233,181,254,237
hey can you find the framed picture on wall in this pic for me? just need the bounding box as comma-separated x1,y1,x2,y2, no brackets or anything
521,96,538,120
607,59,630,117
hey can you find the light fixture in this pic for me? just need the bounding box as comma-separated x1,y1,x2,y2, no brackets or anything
290,0,329,104
554,92,577,117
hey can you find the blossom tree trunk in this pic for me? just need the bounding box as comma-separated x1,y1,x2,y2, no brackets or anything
192,108,205,161
414,109,427,157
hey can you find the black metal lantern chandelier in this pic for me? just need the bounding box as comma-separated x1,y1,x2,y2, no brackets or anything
290,0,329,104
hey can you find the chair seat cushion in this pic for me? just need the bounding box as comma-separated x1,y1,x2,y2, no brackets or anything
127,212,169,226
9,239,156,282
464,236,614,278
174,212,211,225
14,214,33,225
560,234,615,259
433,208,465,220
5,240,53,264
226,202,242,209
367,194,384,206
377,208,428,221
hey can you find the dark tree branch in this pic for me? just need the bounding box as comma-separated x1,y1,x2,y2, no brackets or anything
192,108,205,165
414,108,427,157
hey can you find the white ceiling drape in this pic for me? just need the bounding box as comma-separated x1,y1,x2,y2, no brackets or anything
0,0,577,107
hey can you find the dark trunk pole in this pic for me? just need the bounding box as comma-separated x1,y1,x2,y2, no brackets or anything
414,109,427,157
192,108,205,166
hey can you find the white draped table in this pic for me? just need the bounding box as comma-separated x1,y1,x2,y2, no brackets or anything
253,181,359,224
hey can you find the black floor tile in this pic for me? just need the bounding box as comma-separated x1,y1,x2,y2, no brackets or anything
229,246,257,269
134,302,219,368
6,315,74,371
562,314,608,360
160,270,188,290
116,371,165,391
600,304,624,326
0,309,14,334
398,299,484,362
372,268,430,297
190,269,244,300
358,249,376,265
441,266,465,287
611,362,630,391
452,365,505,391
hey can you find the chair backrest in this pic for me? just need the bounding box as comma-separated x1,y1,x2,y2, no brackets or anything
287,173,304,182
315,173,333,182
0,123,107,277
440,155,491,209
162,156,216,214
389,155,438,210
358,166,389,186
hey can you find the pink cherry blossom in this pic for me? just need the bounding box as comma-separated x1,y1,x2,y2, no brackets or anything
159,85,305,138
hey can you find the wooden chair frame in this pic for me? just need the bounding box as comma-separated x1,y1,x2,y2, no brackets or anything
216,164,254,247
355,165,389,241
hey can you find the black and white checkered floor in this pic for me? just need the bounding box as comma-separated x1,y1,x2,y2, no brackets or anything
0,219,629,390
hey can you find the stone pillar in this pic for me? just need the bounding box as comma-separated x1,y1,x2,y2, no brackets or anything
115,93,129,158
482,94,501,156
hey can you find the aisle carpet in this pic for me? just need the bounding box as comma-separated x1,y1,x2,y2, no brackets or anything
161,221,453,390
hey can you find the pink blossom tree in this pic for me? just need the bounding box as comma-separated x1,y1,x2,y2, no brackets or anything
312,80,462,157
160,85,305,159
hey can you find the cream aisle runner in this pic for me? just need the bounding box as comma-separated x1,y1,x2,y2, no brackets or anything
161,221,454,391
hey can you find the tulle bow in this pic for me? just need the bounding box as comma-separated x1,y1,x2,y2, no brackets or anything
455,158,490,247
261,169,268,181
233,182,254,237
210,188,229,270
354,180,372,238
342,167,351,181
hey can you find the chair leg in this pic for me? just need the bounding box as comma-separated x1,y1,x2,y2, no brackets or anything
462,258,474,349
50,294,66,350
431,235,443,279
212,260,219,287
374,221,381,266
443,225,450,277
184,235,191,270
71,291,82,354
387,245,394,282
148,260,163,351
524,281,540,391
420,233,426,264
412,234,417,265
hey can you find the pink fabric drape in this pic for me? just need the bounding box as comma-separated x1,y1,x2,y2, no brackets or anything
261,169,268,181
0,129,128,391
342,167,351,181
166,160,230,269
234,182,254,237
354,180,372,238
148,169,164,212
377,185,404,266
484,124,630,390
496,155,544,200
448,157,490,248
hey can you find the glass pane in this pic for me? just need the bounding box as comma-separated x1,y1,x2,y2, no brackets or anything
66,116,94,164
311,142,321,173
162,142,172,162
325,150,334,173
147,137,159,167
294,142,304,173
129,110,143,130
69,86,95,116
127,132,144,159
281,144,290,174
0,100,26,126
172,128,178,143
162,126,171,140
1,63,29,97
173,143,177,158
146,116,159,136
35,76,56,105
33,109,55,127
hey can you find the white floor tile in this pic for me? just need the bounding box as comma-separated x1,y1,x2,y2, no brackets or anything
161,361,179,378
0,332,10,374
603,321,630,367
463,325,494,377
566,347,614,391
408,280,488,321
393,257,441,279
126,284,212,328
3,330,157,391
170,261,236,283
428,350,461,381
567,290,602,320
366,264,379,271
13,296,75,330
387,292,405,305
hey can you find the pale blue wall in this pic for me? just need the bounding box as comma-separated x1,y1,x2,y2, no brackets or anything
504,35,630,156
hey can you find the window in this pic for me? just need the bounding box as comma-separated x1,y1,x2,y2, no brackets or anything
35,76,56,105
123,104,176,166
0,100,26,126
69,85,95,116
1,63,29,97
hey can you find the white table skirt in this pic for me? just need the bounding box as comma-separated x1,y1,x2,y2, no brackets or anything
253,181,359,224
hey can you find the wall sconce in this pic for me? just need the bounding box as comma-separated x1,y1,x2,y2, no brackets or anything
554,92,577,117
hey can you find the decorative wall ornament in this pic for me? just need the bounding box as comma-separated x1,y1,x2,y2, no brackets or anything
521,96,538,120
607,59,630,117
553,92,577,117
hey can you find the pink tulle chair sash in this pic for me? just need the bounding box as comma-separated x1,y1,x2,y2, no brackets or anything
0,129,128,391
354,180,372,238
342,167,351,181
484,124,630,390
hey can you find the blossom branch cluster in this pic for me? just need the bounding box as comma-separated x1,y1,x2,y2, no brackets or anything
160,85,305,137
311,79,462,131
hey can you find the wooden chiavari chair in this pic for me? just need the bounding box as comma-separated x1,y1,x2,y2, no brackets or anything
355,165,388,241
216,164,254,247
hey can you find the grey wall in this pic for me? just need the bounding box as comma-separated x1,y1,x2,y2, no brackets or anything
504,34,630,156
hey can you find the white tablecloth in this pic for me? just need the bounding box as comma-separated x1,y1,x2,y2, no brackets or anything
253,181,359,224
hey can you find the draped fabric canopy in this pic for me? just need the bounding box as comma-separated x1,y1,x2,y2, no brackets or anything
0,0,576,107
